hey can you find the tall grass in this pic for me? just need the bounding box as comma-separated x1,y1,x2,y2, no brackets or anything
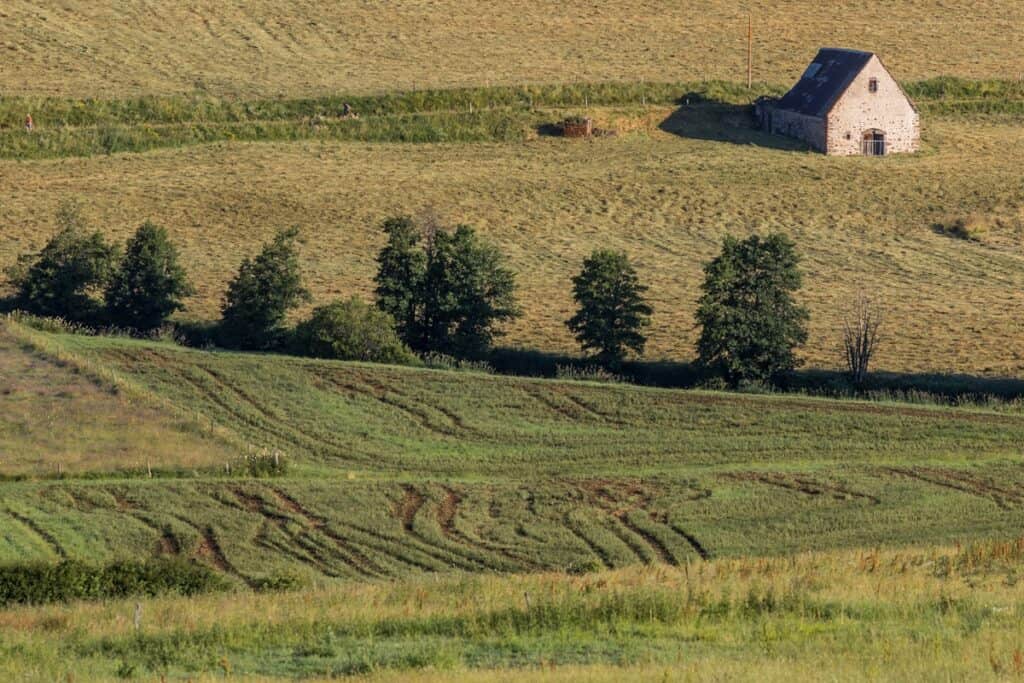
5,540,1024,681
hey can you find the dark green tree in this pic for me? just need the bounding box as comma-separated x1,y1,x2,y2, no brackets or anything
105,222,194,331
373,216,426,347
293,297,417,365
374,218,519,357
695,233,809,386
220,228,311,349
418,225,520,357
566,249,652,366
6,201,118,323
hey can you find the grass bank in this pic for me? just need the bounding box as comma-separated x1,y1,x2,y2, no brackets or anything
4,540,1024,681
3,78,1023,159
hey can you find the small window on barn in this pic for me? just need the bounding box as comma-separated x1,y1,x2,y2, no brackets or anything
869,78,879,93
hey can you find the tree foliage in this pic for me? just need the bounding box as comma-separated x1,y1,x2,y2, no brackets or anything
293,297,417,365
566,249,652,366
374,217,519,357
374,216,426,347
6,201,118,322
105,222,194,331
695,233,809,386
220,228,310,349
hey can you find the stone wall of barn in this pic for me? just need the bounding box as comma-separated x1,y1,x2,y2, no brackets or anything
825,55,920,156
765,108,826,151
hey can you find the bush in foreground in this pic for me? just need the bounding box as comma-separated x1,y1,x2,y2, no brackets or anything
293,297,417,365
0,557,227,607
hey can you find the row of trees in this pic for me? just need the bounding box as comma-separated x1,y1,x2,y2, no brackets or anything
6,203,192,331
5,204,877,386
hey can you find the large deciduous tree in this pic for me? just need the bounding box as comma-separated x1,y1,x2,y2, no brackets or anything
220,228,310,349
566,249,652,367
373,216,426,347
105,221,194,332
7,201,118,323
696,233,809,386
374,216,519,357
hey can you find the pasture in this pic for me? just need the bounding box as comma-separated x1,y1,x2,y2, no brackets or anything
2,113,1023,374
2,1,1023,98
3,319,1024,585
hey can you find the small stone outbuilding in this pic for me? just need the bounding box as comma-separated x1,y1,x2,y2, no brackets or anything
757,48,919,156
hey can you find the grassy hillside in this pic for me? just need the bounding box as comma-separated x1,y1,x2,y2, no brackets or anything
3,114,1024,374
0,325,234,475
2,1,1022,97
3,320,1024,584
6,541,1024,681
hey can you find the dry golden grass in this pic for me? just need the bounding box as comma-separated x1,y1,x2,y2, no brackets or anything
1,1,1022,98
0,325,235,473
2,115,1023,375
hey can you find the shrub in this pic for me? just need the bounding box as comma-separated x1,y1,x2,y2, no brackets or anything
0,557,227,607
251,571,304,593
293,297,417,364
566,249,652,367
420,352,494,374
935,216,989,242
219,228,310,350
696,233,809,386
239,450,290,477
6,201,118,323
105,221,194,332
555,364,624,383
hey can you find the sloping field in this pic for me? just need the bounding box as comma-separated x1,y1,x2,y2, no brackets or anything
20,325,1024,479
3,116,1023,374
1,1,1022,98
3,321,1024,584
0,326,234,475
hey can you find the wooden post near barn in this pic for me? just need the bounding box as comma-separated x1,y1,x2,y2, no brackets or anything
747,15,753,88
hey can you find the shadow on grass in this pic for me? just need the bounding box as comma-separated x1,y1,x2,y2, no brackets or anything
490,347,1024,404
0,295,18,315
658,93,809,151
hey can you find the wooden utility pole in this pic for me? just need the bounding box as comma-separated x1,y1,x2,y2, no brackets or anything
747,15,753,88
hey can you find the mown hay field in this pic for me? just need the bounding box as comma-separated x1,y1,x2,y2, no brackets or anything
1,1,1023,98
4,321,1024,582
3,114,1023,374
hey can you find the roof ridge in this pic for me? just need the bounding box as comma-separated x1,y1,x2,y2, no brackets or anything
818,47,875,56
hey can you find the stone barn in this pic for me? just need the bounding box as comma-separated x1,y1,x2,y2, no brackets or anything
757,48,919,156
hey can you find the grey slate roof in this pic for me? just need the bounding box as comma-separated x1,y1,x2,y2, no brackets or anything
774,48,874,118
